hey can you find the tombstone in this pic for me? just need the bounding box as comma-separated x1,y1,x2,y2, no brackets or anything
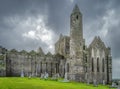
35,72,38,77
21,70,24,77
111,82,114,87
118,81,120,89
44,72,49,79
46,72,49,78
56,73,60,78
111,82,115,87
64,73,67,80
111,82,117,88
93,79,98,87
103,80,105,85
87,79,90,85
62,72,69,82
85,73,89,84
31,72,34,77
51,74,57,80
40,73,44,79
28,74,31,79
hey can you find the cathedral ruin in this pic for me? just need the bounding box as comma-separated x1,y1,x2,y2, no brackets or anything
0,5,112,84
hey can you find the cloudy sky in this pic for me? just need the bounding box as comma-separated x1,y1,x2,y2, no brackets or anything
0,0,120,79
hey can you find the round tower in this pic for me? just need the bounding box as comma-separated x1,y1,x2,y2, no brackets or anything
70,4,83,59
68,4,85,82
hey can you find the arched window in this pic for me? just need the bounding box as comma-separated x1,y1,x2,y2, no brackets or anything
85,55,87,63
83,45,85,50
56,63,58,73
40,62,42,73
97,58,99,72
67,63,69,72
76,15,78,19
102,58,104,72
92,58,94,72
85,54,87,72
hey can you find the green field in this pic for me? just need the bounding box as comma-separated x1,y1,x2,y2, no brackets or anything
0,77,115,89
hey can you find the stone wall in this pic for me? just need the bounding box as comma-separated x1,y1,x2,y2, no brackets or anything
87,36,112,84
0,46,7,76
5,49,66,77
55,34,70,58
55,5,112,84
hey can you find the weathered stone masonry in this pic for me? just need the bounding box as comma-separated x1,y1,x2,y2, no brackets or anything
55,5,112,84
0,5,112,84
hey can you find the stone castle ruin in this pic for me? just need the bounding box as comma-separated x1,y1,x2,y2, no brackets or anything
0,5,112,84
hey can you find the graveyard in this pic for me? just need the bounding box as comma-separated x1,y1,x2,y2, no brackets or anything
0,77,116,89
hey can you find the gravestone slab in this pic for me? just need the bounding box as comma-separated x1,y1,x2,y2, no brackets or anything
44,72,49,79
75,74,81,82
111,82,117,88
62,72,69,82
21,70,24,77
56,73,60,78
40,73,44,79
103,80,105,85
93,79,98,87
51,74,57,80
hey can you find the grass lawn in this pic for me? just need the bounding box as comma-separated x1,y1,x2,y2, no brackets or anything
0,77,115,89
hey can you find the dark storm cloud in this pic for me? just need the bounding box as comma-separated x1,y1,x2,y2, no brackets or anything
0,0,73,52
0,0,50,51
0,0,120,78
45,0,72,34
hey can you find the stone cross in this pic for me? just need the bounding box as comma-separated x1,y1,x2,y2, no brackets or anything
21,69,24,77
44,72,49,79
64,72,68,80
103,80,105,85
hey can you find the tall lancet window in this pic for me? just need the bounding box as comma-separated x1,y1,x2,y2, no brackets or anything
102,58,104,72
92,58,94,72
97,57,99,72
67,63,69,72
76,15,78,19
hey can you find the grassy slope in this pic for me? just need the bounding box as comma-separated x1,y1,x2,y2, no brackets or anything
0,77,115,89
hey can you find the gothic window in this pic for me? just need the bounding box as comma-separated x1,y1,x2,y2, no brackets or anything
110,58,112,64
92,58,94,72
58,63,59,73
85,54,87,63
56,63,58,73
97,57,99,72
76,15,78,19
40,62,42,73
51,63,52,76
102,58,104,72
85,65,87,72
67,63,69,72
83,45,85,50
46,62,48,72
